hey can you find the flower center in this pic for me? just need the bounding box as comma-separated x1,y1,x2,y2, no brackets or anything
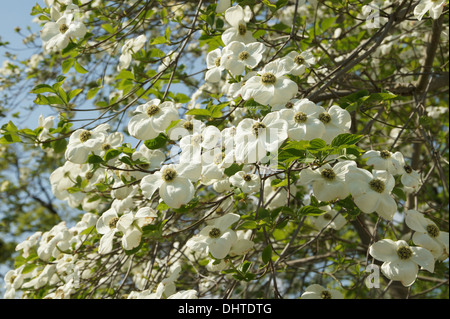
294,112,308,124
243,174,252,182
215,207,224,216
319,112,331,124
214,57,221,67
369,178,385,193
261,72,277,85
85,171,94,180
396,246,413,260
251,122,266,136
321,168,336,181
209,227,221,238
238,24,247,35
321,290,332,299
238,51,250,61
294,55,305,65
183,121,194,131
285,102,294,109
323,213,333,221
404,164,412,174
214,153,224,165
380,150,391,159
161,167,177,182
79,130,92,143
102,143,112,151
108,217,119,229
59,23,69,34
426,224,440,238
146,104,161,117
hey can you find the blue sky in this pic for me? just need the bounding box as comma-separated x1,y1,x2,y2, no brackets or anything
0,1,44,59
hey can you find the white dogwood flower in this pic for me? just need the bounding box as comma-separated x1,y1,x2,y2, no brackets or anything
234,111,288,163
283,49,315,76
205,48,225,83
299,160,356,202
65,123,110,164
317,105,352,144
140,163,201,208
346,168,397,220
222,5,254,45
300,284,344,299
240,58,298,107
278,98,325,141
369,239,435,286
40,8,87,52
128,99,179,141
221,41,266,76
310,205,347,231
414,0,446,21
405,210,449,261
230,170,260,194
185,213,240,259
362,149,404,175
117,34,147,71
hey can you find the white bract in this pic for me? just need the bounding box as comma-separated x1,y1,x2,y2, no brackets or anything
117,34,147,71
362,149,404,175
414,0,446,21
300,284,344,299
229,170,260,194
65,124,110,164
221,5,254,45
205,48,225,83
310,205,347,231
405,210,449,261
221,41,266,76
128,99,178,141
234,112,288,163
185,213,240,259
40,7,87,52
278,98,325,141
369,239,435,286
283,50,315,76
140,163,201,208
346,168,397,220
240,59,298,107
299,160,356,202
317,105,352,144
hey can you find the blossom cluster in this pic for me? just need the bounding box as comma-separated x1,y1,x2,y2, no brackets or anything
2,0,448,300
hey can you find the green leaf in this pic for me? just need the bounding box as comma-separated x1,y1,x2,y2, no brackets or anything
297,205,326,216
185,108,211,117
308,138,327,150
392,187,406,201
237,220,258,230
51,139,67,153
87,154,104,164
224,163,243,177
0,133,21,144
68,88,83,101
151,36,167,45
116,69,135,81
30,84,56,94
104,149,121,162
86,87,100,100
74,61,88,74
144,133,168,150
262,245,272,264
62,58,75,73
331,133,363,147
